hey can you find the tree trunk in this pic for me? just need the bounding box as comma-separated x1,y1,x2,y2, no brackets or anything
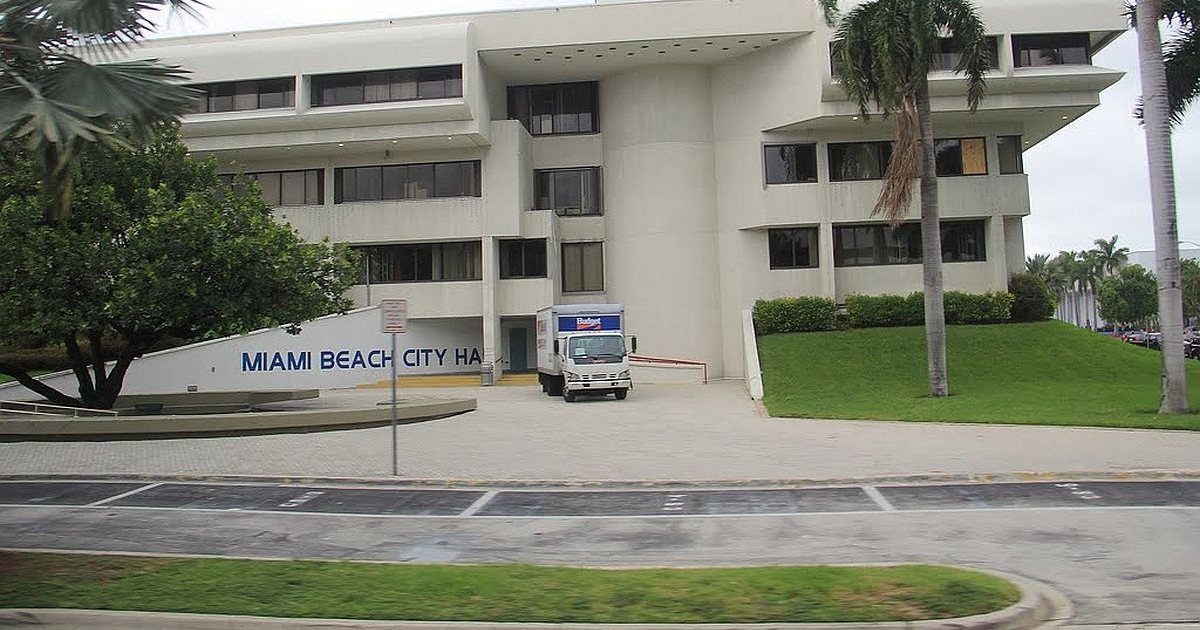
1136,0,1190,413
916,83,948,398
0,363,81,407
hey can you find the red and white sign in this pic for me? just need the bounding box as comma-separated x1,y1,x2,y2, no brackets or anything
380,299,408,334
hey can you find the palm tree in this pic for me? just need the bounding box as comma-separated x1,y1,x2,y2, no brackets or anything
820,0,990,398
1130,0,1195,413
1025,254,1052,283
0,0,202,223
1093,235,1130,278
1081,249,1104,329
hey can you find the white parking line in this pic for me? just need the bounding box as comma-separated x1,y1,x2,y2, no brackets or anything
459,490,498,517
86,482,164,507
862,486,896,512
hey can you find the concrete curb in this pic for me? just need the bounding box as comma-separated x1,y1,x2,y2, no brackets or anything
0,569,1069,630
0,398,475,439
1,469,1195,490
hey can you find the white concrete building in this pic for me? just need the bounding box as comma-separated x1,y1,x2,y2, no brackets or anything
134,0,1127,380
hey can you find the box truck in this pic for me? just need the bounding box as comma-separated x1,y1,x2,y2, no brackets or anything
536,304,636,402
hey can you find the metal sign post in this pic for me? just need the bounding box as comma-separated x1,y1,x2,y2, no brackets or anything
379,299,408,477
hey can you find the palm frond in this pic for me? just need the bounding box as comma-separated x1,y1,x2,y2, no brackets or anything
817,0,839,27
873,94,919,223
0,0,205,50
43,55,198,135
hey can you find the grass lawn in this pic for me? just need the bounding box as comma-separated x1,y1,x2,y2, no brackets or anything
759,320,1200,430
0,551,1018,623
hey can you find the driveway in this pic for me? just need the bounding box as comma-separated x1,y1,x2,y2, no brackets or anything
1,381,1198,482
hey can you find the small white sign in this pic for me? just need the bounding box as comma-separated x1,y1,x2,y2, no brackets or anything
380,299,408,334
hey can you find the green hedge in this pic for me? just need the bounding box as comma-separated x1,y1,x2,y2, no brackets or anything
753,297,839,334
845,293,925,328
944,291,1014,324
1008,273,1056,321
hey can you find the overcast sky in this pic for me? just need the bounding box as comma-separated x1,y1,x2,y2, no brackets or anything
149,0,1199,258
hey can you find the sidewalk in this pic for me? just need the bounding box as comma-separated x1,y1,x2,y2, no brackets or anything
1,382,1197,483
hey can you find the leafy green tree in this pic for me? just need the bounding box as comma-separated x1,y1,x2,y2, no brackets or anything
1098,265,1159,332
1183,258,1200,322
0,129,360,409
819,0,990,398
1129,0,1195,412
0,0,201,223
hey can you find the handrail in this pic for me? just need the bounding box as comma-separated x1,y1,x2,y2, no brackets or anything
0,400,119,417
629,354,709,384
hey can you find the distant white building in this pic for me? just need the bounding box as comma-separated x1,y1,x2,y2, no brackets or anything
1056,247,1200,329
124,0,1125,380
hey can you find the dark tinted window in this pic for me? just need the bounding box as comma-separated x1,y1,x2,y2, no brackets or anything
356,242,482,283
217,169,322,206
764,144,819,184
768,228,819,268
833,221,986,266
931,36,1000,71
500,239,548,279
508,82,599,135
312,65,463,107
334,161,480,203
829,141,893,181
561,242,604,292
194,77,296,113
934,137,987,176
1013,33,1091,67
998,135,1024,174
535,168,602,215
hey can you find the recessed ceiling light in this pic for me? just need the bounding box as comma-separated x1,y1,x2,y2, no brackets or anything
337,143,345,147
447,136,454,141
565,56,573,59
577,48,584,52
738,40,746,44
721,47,730,50
771,38,779,42
513,53,522,57
626,52,634,56
641,45,649,49
851,116,859,120
391,140,398,144
1061,115,1069,120
753,45,761,49
705,42,713,45
658,50,666,54
595,54,604,58
690,49,698,53
673,43,682,47
534,58,542,62
609,46,616,50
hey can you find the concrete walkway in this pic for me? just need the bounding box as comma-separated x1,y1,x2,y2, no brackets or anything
1,382,1197,483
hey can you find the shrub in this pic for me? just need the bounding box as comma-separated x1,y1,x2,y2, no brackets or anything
845,293,924,328
753,297,838,335
1008,273,1056,321
943,291,1014,324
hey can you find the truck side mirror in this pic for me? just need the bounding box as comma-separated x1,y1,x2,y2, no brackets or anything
630,336,637,354
553,340,559,354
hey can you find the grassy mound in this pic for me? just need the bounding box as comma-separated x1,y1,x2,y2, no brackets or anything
759,320,1200,430
0,551,1019,623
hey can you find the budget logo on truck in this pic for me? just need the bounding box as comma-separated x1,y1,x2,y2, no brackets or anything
576,317,602,331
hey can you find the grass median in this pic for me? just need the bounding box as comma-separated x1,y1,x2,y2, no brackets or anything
759,321,1200,430
0,551,1019,623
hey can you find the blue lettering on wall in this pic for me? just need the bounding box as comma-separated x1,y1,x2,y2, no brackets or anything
320,351,334,370
241,352,266,372
242,347,476,372
455,348,468,364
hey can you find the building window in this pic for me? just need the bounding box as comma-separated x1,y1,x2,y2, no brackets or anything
218,169,323,206
193,78,295,113
1013,33,1091,67
764,144,818,184
356,241,482,283
508,82,598,136
829,141,893,181
833,220,986,267
500,239,547,279
768,228,819,269
997,135,1024,174
311,65,463,107
535,168,602,215
334,161,480,203
931,37,1000,72
561,242,604,292
934,137,987,176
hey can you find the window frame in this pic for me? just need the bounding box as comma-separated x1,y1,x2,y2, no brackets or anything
1012,33,1092,68
768,227,820,269
832,220,987,267
933,137,989,177
560,241,605,293
508,82,600,136
355,241,483,284
499,239,548,279
193,77,296,114
334,160,481,203
764,144,820,185
534,167,603,216
828,141,894,182
310,65,463,108
997,135,1025,175
930,36,1001,72
217,169,323,206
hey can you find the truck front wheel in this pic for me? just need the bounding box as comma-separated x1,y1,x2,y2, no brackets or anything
614,389,628,400
563,390,577,403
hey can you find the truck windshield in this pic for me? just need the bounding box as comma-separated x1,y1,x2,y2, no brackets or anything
567,335,626,363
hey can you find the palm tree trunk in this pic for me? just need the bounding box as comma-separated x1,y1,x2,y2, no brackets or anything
916,83,948,398
1136,0,1189,413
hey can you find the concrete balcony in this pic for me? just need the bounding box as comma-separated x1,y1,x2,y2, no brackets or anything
277,197,486,245
351,281,483,317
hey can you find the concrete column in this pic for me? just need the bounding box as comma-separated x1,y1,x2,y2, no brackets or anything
481,236,503,378
819,221,836,300
989,215,1008,291
601,65,724,375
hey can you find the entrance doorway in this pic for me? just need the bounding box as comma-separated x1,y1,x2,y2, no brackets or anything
509,327,529,372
